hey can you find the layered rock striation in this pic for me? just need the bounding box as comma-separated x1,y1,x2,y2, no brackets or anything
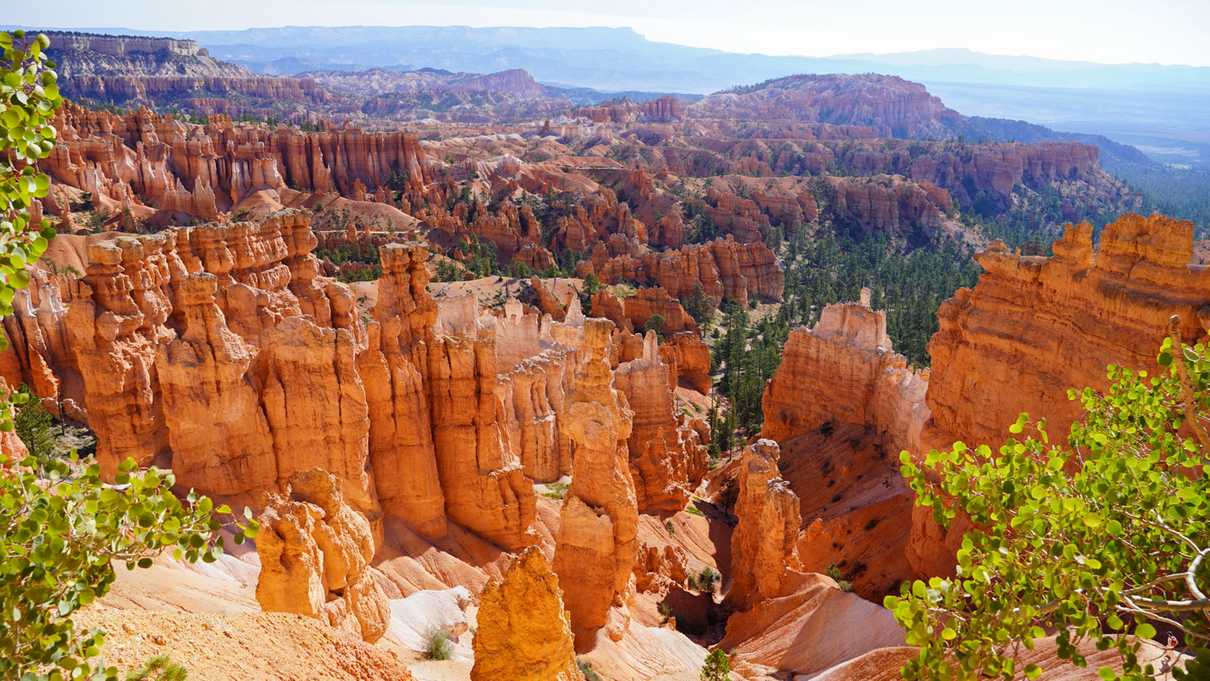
578,237,783,308
41,103,425,221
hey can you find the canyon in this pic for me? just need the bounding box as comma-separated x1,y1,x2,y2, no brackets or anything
6,29,1200,680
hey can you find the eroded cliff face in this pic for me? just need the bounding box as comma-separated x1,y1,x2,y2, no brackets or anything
925,214,1210,450
758,295,929,597
762,296,928,455
46,31,333,116
472,547,584,681
759,215,1210,589
41,103,425,221
578,237,784,308
7,209,721,590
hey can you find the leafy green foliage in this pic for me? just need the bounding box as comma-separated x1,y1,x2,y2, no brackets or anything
693,567,720,593
643,313,666,338
0,31,60,321
0,448,254,679
13,388,56,457
826,564,853,593
700,649,731,681
888,333,1210,680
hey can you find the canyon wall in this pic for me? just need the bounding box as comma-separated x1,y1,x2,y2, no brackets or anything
41,104,425,220
46,31,333,115
579,237,784,307
760,214,1209,588
925,214,1210,449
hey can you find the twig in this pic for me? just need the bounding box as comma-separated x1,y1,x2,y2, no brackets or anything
1167,314,1210,451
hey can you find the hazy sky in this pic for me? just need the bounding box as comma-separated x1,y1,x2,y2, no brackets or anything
12,0,1210,66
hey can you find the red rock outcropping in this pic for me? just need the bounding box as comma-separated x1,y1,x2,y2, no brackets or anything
553,318,639,647
256,469,390,643
726,439,802,612
579,237,783,307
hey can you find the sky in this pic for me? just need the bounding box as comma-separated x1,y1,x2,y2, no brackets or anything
11,0,1210,67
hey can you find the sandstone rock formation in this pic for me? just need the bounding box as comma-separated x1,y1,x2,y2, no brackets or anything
658,332,712,394
5,215,557,557
762,295,927,455
614,332,708,512
726,439,802,612
827,175,960,241
925,214,1210,450
42,103,425,221
591,287,698,336
579,237,783,308
553,318,640,647
471,547,584,681
255,469,390,643
759,295,927,596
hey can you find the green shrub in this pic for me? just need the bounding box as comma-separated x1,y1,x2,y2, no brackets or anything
578,659,603,681
125,655,188,681
700,649,731,681
425,628,453,661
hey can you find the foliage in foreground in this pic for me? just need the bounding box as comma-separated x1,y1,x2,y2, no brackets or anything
889,324,1209,680
0,30,254,681
0,30,60,321
0,442,252,679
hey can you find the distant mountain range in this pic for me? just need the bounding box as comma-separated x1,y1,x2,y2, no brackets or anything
12,24,1210,168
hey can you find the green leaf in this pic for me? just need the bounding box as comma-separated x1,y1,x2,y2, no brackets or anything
1135,623,1157,640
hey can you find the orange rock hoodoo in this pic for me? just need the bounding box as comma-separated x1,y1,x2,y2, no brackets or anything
726,439,803,612
1,214,553,551
552,318,640,647
471,547,584,681
614,332,708,512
